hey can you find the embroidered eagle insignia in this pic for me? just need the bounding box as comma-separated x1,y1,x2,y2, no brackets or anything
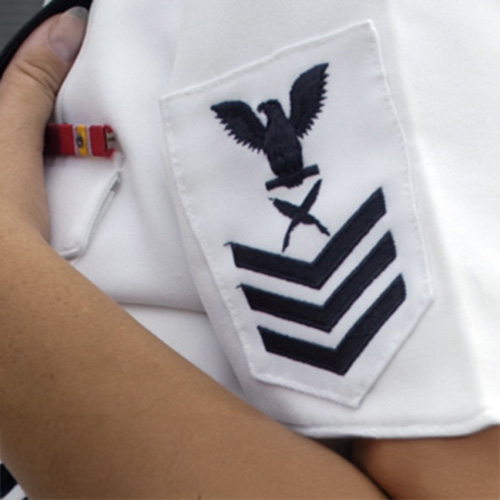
211,63,329,190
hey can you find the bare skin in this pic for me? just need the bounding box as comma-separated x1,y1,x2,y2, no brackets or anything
0,7,498,500
0,223,388,499
0,10,385,500
352,426,500,499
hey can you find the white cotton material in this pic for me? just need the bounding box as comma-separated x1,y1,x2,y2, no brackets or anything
45,0,500,438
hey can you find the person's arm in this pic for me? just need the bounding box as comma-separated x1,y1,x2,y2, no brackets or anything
0,9,385,499
351,426,500,500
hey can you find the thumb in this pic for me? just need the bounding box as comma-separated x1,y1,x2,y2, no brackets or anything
0,7,88,142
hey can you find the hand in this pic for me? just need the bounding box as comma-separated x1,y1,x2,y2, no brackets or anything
0,12,384,495
0,7,88,241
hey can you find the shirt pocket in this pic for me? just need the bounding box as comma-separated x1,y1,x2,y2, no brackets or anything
45,153,122,260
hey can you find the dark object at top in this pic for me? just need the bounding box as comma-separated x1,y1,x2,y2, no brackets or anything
0,0,93,79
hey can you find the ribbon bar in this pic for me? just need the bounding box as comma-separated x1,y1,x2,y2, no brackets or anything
44,123,115,158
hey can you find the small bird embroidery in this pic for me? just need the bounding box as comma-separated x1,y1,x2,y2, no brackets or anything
211,63,329,190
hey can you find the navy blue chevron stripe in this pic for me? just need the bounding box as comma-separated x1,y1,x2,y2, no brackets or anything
241,232,396,332
230,188,386,289
259,275,406,375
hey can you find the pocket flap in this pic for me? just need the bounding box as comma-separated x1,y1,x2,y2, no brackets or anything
161,21,433,409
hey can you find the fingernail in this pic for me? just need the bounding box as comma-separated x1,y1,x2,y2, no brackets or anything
48,7,89,63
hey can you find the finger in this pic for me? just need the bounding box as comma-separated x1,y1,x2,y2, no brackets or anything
0,7,88,146
0,7,87,239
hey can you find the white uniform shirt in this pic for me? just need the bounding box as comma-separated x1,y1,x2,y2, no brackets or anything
44,0,500,439
2,1,500,497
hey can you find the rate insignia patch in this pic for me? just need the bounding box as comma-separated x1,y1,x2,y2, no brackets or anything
162,22,433,407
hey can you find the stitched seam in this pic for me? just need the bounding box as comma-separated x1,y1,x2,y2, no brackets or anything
368,29,433,304
162,22,373,102
287,408,494,438
163,108,258,375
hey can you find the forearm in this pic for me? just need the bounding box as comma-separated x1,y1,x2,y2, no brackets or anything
0,222,385,499
0,10,386,497
352,427,500,500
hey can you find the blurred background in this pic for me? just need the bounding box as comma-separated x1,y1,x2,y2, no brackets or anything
0,0,41,51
